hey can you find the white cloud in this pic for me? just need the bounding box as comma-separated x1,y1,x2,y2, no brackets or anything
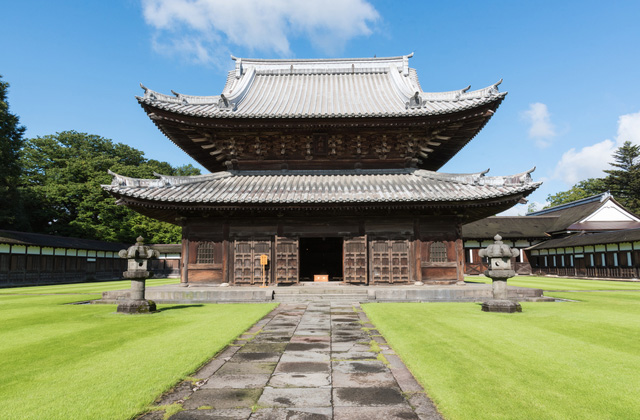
553,139,616,185
497,201,548,216
552,110,640,185
141,0,380,64
617,110,640,144
521,102,556,147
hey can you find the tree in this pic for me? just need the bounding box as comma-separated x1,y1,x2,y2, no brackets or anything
19,131,200,243
603,141,640,213
546,178,608,208
0,76,26,229
545,141,640,214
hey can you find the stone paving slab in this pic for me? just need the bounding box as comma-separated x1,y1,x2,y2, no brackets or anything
268,372,331,388
140,302,443,420
251,407,332,420
182,388,262,409
171,408,253,419
257,387,332,407
333,406,419,420
202,374,271,389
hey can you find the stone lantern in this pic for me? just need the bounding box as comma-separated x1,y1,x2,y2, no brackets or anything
478,234,521,313
116,236,160,314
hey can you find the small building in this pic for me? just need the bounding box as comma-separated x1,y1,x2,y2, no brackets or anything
462,216,556,275
0,230,182,287
104,54,540,286
0,230,127,286
463,193,640,278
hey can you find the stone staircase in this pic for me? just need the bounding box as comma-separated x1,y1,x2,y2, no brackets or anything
273,286,371,303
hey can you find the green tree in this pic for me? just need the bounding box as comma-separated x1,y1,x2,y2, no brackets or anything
545,141,640,214
603,141,640,213
0,76,26,229
546,178,608,208
20,131,200,243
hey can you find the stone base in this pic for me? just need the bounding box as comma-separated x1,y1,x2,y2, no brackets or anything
481,299,522,313
117,299,157,314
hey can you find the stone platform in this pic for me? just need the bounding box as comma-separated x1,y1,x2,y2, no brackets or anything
138,302,442,420
101,282,548,304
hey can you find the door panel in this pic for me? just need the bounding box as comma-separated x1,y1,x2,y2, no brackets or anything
343,236,367,284
370,239,410,284
233,239,271,285
275,236,299,284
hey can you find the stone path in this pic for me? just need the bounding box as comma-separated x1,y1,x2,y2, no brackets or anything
140,302,442,419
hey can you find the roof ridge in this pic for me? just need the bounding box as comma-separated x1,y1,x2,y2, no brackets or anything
527,192,610,216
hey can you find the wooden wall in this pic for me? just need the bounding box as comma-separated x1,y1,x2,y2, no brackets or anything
181,214,465,285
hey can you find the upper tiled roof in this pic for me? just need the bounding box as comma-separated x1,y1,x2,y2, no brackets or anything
462,216,558,239
526,193,640,233
103,168,540,207
138,54,506,119
0,230,126,251
529,228,640,250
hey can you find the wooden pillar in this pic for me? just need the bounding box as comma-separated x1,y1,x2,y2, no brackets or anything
413,219,422,283
223,222,230,284
414,240,423,282
454,238,464,282
181,237,189,286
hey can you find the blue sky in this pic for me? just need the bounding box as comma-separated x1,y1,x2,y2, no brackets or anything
2,0,640,214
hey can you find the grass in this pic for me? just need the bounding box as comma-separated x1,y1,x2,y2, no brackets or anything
466,275,640,290
0,281,277,420
0,277,179,295
363,287,640,420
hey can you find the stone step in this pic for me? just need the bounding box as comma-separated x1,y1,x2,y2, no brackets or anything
273,288,369,295
274,293,370,302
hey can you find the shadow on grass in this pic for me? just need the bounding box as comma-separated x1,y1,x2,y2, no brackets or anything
157,304,205,312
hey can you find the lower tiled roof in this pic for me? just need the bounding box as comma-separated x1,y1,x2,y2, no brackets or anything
102,168,540,207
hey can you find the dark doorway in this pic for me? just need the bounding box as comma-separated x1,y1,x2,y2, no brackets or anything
299,237,343,281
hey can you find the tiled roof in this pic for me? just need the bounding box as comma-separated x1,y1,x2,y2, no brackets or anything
0,230,126,251
102,168,540,207
137,54,506,119
525,193,640,233
529,228,640,250
462,216,558,239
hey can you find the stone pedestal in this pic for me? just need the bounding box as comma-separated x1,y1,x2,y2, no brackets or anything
478,235,522,313
116,236,159,314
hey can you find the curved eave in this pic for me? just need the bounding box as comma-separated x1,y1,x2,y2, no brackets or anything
110,191,536,226
138,95,506,173
113,190,536,209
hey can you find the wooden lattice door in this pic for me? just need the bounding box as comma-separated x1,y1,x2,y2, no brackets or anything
275,236,298,284
343,236,367,284
233,239,271,285
370,239,410,284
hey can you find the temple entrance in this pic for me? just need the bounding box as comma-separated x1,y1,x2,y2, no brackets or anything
299,237,343,282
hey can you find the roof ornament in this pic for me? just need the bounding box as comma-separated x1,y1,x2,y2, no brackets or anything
171,90,189,105
489,79,503,95
140,83,156,100
218,94,232,110
402,53,412,76
407,92,422,108
235,57,243,78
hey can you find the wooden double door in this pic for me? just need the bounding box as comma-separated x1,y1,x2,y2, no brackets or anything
232,236,410,285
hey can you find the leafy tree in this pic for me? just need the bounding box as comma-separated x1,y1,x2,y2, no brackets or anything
0,76,26,229
603,141,640,213
546,178,608,208
20,131,200,243
546,141,640,214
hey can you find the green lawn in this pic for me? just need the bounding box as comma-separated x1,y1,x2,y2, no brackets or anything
0,281,277,420
0,277,179,295
364,289,640,420
466,275,640,290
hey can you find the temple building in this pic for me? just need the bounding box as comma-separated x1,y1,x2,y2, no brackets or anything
103,54,540,286
462,192,640,278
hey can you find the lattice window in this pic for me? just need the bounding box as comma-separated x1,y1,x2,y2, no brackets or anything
429,242,448,262
196,242,215,264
